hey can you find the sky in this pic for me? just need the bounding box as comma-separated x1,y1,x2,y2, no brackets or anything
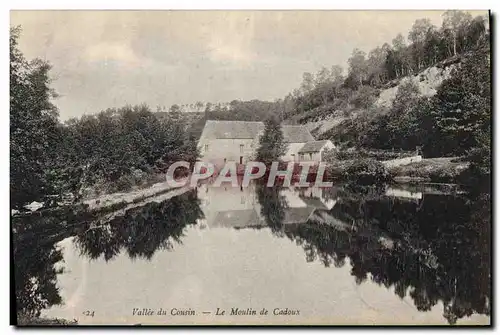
11,10,487,120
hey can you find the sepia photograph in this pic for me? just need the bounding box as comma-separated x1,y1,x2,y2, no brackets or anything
9,9,491,326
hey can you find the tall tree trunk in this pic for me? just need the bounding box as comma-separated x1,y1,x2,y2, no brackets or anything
453,34,457,56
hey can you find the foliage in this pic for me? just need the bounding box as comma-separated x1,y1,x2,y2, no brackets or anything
331,148,416,161
390,157,469,183
10,26,61,209
320,42,490,187
60,105,200,196
428,47,490,158
256,116,288,166
342,159,392,185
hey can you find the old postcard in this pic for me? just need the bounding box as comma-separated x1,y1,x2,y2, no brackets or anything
10,10,491,326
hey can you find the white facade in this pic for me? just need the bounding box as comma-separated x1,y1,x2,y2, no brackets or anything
199,137,259,166
298,140,335,163
282,142,308,162
197,120,323,166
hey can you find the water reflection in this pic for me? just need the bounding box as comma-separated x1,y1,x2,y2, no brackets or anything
74,190,203,261
12,189,203,319
12,183,490,325
255,185,491,325
196,182,490,324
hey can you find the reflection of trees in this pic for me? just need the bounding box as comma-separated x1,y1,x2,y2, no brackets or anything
13,211,74,319
14,239,64,319
12,190,202,319
74,190,203,261
255,183,288,236
12,207,85,319
282,187,490,325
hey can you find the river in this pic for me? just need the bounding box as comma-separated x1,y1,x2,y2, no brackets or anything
12,182,491,325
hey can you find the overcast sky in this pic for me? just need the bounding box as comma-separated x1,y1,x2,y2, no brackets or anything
11,10,487,120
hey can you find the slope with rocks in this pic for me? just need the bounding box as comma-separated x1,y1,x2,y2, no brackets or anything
292,57,460,140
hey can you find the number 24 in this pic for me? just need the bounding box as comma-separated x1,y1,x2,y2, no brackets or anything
82,310,95,317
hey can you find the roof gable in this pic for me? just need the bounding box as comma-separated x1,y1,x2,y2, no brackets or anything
282,126,315,143
298,140,331,153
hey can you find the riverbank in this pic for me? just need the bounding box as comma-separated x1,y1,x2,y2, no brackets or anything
322,156,470,186
389,157,469,183
12,177,190,223
17,315,77,326
83,177,188,211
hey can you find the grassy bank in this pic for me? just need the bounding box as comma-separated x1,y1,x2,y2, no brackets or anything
389,157,469,183
323,156,471,185
16,315,77,326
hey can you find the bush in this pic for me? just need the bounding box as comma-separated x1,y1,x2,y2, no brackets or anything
348,86,379,109
322,148,338,163
109,174,135,193
343,159,392,185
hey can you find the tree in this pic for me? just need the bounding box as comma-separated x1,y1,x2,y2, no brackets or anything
10,26,61,209
367,46,389,86
423,26,445,66
430,48,490,157
256,116,288,166
300,72,315,94
346,48,368,89
408,19,435,70
442,10,473,56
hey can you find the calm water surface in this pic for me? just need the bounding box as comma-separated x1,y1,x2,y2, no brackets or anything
13,182,491,325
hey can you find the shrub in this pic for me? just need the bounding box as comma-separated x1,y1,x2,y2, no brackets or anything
348,86,379,109
109,174,135,193
322,148,338,163
343,159,392,185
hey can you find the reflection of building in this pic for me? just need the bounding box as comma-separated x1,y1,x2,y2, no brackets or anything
197,183,339,229
197,120,334,166
385,187,422,201
197,183,265,229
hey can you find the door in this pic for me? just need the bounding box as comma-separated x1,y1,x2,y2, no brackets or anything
239,156,243,164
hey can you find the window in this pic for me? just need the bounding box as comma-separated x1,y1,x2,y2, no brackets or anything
309,153,313,160
240,144,244,153
204,144,209,152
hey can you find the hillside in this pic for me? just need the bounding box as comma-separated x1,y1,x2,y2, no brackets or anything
286,56,460,140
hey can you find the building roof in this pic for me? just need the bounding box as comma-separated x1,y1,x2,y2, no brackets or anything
283,207,316,224
299,197,330,210
298,140,331,153
200,120,314,143
282,126,315,143
201,120,264,139
212,209,263,228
